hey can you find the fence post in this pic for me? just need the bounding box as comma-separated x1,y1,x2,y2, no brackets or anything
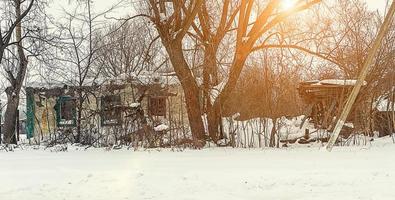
17,109,20,142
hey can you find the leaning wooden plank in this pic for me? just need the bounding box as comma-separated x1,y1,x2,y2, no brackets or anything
326,1,395,151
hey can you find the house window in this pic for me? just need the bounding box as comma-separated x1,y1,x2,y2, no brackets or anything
149,97,166,116
55,96,76,127
101,95,122,126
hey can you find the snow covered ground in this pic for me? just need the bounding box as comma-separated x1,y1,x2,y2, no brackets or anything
1,137,395,200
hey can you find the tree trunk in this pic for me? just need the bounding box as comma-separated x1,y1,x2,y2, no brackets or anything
76,91,83,143
3,0,28,144
3,93,19,144
203,46,222,142
269,118,277,147
184,85,205,142
207,104,221,142
166,41,205,143
207,55,248,142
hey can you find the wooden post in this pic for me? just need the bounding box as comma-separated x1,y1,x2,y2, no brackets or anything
326,1,395,151
0,101,2,144
16,109,20,142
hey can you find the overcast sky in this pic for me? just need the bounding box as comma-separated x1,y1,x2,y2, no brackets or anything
366,0,389,12
48,0,389,19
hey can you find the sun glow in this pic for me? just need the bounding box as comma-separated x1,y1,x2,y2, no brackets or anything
280,0,297,10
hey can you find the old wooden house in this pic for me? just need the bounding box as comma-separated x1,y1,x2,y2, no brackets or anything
25,73,184,145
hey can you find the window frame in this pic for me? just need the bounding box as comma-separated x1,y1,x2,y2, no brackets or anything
55,96,77,127
100,94,123,127
148,96,167,117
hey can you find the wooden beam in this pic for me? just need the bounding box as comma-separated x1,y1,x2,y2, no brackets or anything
326,1,395,151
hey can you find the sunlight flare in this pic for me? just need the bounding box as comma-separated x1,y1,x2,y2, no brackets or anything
280,0,298,10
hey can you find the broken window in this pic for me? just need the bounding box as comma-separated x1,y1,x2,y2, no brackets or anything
55,96,76,127
101,95,122,126
149,97,166,117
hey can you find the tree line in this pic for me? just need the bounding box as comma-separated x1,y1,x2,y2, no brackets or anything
0,0,394,147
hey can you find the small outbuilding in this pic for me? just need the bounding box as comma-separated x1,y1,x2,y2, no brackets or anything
298,79,369,136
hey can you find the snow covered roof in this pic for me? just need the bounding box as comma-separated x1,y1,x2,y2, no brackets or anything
311,79,367,86
26,81,66,89
154,124,169,132
129,71,180,86
26,71,181,90
88,71,180,87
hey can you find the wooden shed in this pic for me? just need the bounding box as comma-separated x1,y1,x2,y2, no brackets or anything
298,79,369,136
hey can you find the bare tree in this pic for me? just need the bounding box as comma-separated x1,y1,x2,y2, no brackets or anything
0,0,34,63
145,0,206,144
48,0,121,143
143,0,323,146
95,20,162,78
1,0,37,144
